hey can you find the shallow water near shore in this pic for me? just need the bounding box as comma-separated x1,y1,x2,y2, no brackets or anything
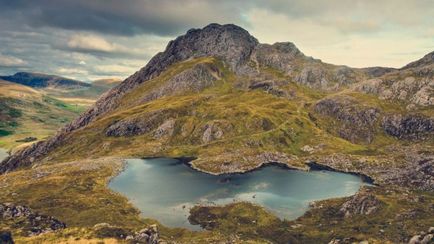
109,158,366,230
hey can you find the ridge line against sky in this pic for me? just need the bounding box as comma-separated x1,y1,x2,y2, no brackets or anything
0,0,433,81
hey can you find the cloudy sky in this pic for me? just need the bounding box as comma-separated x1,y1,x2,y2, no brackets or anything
0,0,433,81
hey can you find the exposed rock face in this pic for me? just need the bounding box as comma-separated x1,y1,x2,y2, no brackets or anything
106,110,175,137
339,188,382,217
354,52,434,107
0,203,66,236
248,79,293,98
311,151,434,191
153,119,176,139
313,96,380,143
253,42,304,72
382,114,434,140
202,122,224,143
402,51,434,69
140,62,221,103
253,42,364,90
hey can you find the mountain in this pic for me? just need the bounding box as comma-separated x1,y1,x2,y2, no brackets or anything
0,23,432,243
1,23,432,176
0,72,90,89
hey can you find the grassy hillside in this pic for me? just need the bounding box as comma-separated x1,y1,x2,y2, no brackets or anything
0,80,86,150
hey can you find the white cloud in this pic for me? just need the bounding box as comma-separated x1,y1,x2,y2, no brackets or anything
0,53,27,67
66,33,128,53
93,64,137,75
57,67,88,75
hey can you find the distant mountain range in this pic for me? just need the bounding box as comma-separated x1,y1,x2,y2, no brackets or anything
0,72,90,89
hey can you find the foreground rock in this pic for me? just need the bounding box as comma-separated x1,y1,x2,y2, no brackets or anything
94,223,160,244
0,203,66,236
408,226,434,244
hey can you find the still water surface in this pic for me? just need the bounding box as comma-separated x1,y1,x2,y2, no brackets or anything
109,158,365,229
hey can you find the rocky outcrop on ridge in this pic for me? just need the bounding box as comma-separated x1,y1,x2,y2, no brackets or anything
140,62,222,103
382,114,434,140
354,51,434,107
313,96,380,143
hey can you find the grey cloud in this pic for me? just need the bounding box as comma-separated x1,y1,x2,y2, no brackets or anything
0,0,247,36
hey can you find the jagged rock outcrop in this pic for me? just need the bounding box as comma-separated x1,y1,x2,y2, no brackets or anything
354,51,434,107
339,188,382,217
0,203,66,236
140,62,222,103
253,42,364,90
106,109,177,137
382,114,434,140
313,96,380,143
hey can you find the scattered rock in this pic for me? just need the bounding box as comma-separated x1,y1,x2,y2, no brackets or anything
339,188,382,217
130,224,159,244
202,123,224,143
0,203,66,236
409,226,434,244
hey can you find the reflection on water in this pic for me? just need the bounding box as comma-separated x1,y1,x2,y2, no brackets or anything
109,158,366,229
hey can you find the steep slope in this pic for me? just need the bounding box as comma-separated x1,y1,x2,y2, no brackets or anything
0,24,432,185
0,80,86,150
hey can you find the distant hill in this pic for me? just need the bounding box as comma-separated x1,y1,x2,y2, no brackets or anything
0,79,86,150
0,72,90,89
0,74,121,149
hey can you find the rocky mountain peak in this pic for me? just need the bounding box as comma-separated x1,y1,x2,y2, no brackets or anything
146,23,259,75
402,51,434,69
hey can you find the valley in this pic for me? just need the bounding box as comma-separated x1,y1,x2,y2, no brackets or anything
0,74,120,151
